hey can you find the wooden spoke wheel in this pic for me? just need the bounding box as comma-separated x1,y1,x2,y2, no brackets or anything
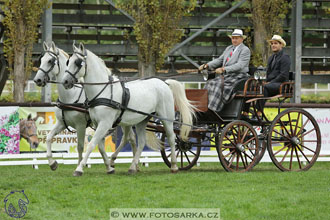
267,108,321,171
160,133,201,170
218,120,260,172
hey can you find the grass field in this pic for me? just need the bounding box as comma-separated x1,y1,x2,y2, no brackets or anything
1,162,330,220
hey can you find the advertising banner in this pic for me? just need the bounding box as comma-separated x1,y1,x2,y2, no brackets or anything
18,107,115,153
0,107,20,154
305,108,330,154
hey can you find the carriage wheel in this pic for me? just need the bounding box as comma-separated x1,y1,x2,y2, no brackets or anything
160,133,201,170
218,120,260,172
267,108,321,171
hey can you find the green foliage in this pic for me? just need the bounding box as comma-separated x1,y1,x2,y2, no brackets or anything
115,0,196,70
248,0,291,66
301,93,330,104
2,0,49,82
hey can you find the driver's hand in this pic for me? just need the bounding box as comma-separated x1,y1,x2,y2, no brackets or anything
198,64,208,71
215,67,224,75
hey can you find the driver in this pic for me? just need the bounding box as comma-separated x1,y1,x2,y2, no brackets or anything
198,29,250,113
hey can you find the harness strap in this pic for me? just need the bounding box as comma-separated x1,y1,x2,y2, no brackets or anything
86,97,197,129
112,81,130,128
56,99,92,132
61,110,75,133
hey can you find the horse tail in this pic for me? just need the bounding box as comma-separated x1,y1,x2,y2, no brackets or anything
145,130,164,150
165,79,196,140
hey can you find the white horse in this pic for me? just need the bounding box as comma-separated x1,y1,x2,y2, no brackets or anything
62,43,195,176
33,42,139,173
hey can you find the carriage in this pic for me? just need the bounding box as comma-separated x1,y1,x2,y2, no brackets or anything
147,69,321,172
35,42,321,175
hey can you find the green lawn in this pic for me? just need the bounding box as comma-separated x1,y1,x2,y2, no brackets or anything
1,162,330,220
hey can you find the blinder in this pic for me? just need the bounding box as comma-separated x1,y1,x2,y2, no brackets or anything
75,58,84,67
37,50,60,82
65,53,87,84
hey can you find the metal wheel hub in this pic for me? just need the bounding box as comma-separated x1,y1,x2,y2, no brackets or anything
236,143,245,152
177,140,192,152
290,136,301,146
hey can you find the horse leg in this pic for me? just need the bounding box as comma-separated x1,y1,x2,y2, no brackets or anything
162,121,178,173
128,121,147,174
73,122,109,176
97,137,114,174
46,121,65,170
76,127,86,165
128,127,139,171
110,126,131,168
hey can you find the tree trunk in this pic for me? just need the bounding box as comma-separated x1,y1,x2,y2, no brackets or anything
13,48,25,102
253,19,270,65
139,61,156,77
138,50,156,77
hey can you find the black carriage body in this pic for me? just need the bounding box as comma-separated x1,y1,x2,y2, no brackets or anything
152,71,321,173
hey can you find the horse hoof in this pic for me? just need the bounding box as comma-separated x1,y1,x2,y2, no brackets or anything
73,171,83,177
171,169,179,174
128,169,137,175
50,161,58,171
107,170,115,174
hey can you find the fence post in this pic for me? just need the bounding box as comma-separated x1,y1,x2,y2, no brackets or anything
41,0,53,103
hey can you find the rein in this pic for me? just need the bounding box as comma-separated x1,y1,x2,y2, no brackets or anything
46,71,199,86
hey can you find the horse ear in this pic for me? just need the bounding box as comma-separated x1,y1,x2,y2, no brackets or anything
27,114,32,120
79,42,85,55
32,115,38,122
51,41,59,55
43,41,49,51
73,42,79,53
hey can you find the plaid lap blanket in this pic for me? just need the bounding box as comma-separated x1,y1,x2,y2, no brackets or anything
204,72,249,112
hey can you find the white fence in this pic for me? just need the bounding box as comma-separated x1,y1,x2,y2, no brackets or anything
1,150,330,170
0,151,221,169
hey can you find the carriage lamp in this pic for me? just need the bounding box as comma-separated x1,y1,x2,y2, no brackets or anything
254,66,266,94
201,69,209,81
254,66,266,80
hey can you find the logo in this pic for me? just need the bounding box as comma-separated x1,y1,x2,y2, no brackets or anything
4,190,29,218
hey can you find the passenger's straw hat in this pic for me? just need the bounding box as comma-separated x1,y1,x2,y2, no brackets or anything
268,35,286,47
228,29,247,39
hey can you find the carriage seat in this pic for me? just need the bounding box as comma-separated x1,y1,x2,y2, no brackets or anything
217,77,248,119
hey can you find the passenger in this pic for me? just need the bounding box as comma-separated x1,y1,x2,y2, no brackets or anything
199,29,251,113
243,34,291,118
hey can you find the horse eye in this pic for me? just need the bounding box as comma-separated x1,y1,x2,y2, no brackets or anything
66,59,69,66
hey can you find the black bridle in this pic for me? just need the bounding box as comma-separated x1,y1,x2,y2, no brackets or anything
38,50,61,82
65,51,87,84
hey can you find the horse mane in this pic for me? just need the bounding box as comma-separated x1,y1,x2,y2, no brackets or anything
58,48,69,59
86,49,118,79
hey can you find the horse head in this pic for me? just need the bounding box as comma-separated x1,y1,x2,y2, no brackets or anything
34,41,61,87
20,114,39,150
62,42,87,89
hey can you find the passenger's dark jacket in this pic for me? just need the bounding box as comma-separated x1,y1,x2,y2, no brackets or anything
266,49,291,83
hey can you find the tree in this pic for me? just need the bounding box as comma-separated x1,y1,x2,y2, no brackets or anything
115,0,195,77
2,0,48,102
249,0,290,66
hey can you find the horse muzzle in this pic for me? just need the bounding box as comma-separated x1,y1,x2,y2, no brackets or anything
62,77,75,89
33,72,49,87
33,77,46,87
